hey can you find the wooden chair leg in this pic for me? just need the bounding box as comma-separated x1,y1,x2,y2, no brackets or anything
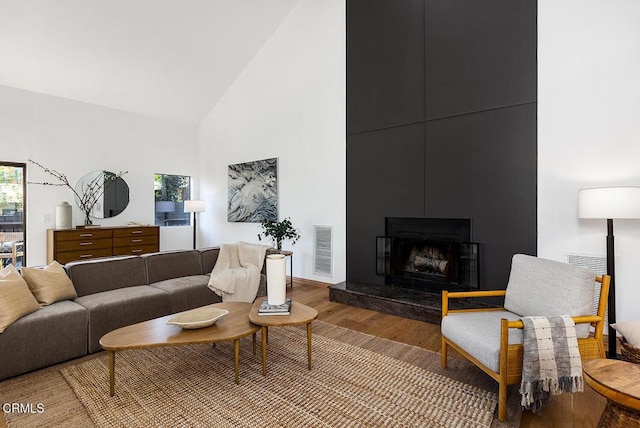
498,377,508,422
441,337,447,368
498,318,509,422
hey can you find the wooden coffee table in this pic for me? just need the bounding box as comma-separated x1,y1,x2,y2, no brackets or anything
583,358,640,427
100,302,259,396
248,299,318,375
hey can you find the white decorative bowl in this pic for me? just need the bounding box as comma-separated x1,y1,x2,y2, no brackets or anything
166,307,229,329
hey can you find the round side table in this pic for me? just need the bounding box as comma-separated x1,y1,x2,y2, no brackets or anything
248,299,318,376
583,358,640,427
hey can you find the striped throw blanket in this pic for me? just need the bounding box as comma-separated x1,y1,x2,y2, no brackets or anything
520,315,583,413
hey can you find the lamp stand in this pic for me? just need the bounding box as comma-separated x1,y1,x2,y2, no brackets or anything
192,212,197,250
606,218,617,359
184,200,205,250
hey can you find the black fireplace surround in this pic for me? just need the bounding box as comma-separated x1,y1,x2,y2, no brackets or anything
329,217,482,324
377,217,479,293
338,0,536,323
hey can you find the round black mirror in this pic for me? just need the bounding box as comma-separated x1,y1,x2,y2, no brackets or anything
74,171,129,220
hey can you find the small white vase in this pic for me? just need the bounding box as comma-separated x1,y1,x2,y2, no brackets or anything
266,254,287,305
56,202,72,229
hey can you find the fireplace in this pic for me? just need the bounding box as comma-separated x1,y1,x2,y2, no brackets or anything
397,240,458,281
377,217,479,292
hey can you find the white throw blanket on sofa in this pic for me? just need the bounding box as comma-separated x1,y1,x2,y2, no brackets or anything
207,242,270,302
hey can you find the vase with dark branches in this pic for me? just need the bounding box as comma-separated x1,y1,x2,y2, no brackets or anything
28,159,127,226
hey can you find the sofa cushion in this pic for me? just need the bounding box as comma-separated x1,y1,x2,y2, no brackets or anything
66,256,148,297
21,261,77,305
503,254,596,337
75,285,170,353
441,310,523,373
199,247,220,274
0,264,40,333
142,250,204,283
0,300,87,380
149,275,221,313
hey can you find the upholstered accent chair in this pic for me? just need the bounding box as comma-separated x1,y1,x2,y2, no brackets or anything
441,254,611,421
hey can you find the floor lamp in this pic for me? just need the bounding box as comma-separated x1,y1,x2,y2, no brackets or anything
184,200,205,250
578,186,640,359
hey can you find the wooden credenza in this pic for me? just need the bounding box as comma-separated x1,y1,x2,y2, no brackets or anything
47,226,159,264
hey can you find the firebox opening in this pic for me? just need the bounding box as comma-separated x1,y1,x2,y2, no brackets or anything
377,217,479,292
397,240,457,282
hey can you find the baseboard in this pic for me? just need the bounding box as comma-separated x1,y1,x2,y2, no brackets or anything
292,277,333,288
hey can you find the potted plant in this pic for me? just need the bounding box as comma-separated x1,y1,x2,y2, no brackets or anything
257,217,300,251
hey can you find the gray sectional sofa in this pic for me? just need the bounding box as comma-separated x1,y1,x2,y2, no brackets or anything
0,247,269,381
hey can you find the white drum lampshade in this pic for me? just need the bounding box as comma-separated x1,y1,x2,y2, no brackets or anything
184,200,206,213
578,187,640,219
266,254,287,305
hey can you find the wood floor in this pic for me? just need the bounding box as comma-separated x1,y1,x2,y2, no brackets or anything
1,279,606,427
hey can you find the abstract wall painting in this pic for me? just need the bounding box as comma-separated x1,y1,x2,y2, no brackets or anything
227,157,278,222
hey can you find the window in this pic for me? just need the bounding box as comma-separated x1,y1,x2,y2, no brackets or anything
154,174,191,226
0,162,26,267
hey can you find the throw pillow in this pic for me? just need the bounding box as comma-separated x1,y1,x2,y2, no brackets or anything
21,261,78,306
0,264,40,333
611,320,640,348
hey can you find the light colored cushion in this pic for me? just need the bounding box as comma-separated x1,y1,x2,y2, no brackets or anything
441,310,523,373
611,320,640,347
503,254,596,337
21,261,78,305
0,264,40,333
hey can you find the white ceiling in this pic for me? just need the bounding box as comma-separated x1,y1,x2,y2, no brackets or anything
0,0,300,123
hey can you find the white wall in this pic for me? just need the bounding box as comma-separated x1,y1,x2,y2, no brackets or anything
198,0,346,283
538,1,640,322
0,85,199,265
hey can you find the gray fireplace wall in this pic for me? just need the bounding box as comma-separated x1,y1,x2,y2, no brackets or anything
346,0,538,290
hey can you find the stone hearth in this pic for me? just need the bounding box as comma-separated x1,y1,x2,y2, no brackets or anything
329,282,496,325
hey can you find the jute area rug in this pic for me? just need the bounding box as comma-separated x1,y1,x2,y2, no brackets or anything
2,321,521,427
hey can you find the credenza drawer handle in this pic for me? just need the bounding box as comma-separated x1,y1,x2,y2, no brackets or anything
131,230,143,234
79,254,93,258
132,249,143,253
131,239,143,243
79,242,93,246
79,233,93,237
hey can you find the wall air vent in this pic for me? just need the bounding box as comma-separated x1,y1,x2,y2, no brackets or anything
314,225,333,277
566,252,608,326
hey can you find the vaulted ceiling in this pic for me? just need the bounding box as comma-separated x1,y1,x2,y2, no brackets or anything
0,0,300,123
